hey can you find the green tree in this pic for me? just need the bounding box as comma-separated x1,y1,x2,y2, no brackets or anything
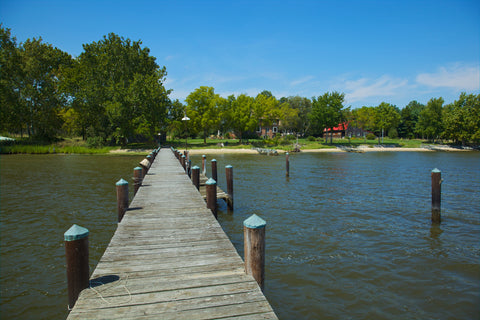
398,101,425,139
442,93,480,145
223,93,257,142
254,92,281,135
351,106,376,135
19,37,72,139
0,25,23,135
373,102,401,143
284,96,312,136
310,91,346,143
185,86,221,144
62,33,169,144
416,97,444,142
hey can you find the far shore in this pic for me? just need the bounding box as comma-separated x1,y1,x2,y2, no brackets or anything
110,145,474,155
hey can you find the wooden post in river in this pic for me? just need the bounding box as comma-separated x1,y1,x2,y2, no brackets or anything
286,152,290,177
116,178,129,222
206,177,217,219
181,155,186,172
191,165,200,190
431,168,442,223
202,155,207,175
133,166,143,195
225,165,234,210
211,159,217,183
64,224,89,310
244,214,266,290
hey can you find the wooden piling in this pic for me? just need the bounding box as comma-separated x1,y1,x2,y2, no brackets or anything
146,154,152,165
181,155,186,172
206,178,217,219
431,168,442,223
116,178,129,222
133,166,143,195
225,165,234,209
202,155,207,175
139,159,150,177
243,214,266,290
64,224,89,310
211,159,218,183
191,165,200,190
286,152,290,177
188,159,192,178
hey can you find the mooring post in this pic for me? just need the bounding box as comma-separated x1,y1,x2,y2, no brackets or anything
431,168,442,223
188,159,192,178
181,155,186,172
139,158,150,177
202,155,207,175
133,166,143,195
206,178,217,219
116,178,129,222
243,214,266,290
64,224,89,310
192,165,200,190
225,165,234,210
286,152,290,177
146,154,152,165
211,159,218,183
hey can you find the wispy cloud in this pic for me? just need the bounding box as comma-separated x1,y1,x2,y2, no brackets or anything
416,63,480,91
341,75,409,104
290,76,315,87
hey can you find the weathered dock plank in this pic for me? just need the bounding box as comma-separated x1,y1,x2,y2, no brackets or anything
66,148,277,319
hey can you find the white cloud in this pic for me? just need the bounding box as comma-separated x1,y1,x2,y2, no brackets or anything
341,75,409,104
290,75,315,87
416,63,480,91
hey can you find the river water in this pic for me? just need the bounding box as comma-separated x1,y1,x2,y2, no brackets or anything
1,151,479,319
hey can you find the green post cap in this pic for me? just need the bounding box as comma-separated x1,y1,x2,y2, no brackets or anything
212,159,217,162
146,155,152,159
206,178,216,185
432,168,441,173
134,166,142,171
116,178,128,186
202,155,206,158
243,214,266,229
226,165,233,168
64,224,89,241
286,152,289,155
192,165,200,170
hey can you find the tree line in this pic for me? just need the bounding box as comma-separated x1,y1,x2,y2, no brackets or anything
1,26,479,146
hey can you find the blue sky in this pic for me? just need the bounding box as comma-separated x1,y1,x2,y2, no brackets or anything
1,0,479,109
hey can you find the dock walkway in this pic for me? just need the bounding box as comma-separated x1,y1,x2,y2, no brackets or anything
66,148,277,319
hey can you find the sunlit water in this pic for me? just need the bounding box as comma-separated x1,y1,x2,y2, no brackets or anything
1,151,479,319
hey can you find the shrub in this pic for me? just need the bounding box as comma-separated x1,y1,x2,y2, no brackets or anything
307,136,316,141
366,133,376,140
86,136,105,148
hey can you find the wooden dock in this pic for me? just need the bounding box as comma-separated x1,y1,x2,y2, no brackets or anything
66,148,277,319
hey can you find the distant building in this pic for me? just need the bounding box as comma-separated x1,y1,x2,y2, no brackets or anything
324,122,372,138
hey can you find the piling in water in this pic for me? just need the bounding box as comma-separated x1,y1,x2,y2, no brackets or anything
181,155,186,172
431,168,442,223
244,214,266,290
116,178,129,222
225,165,234,210
211,159,217,183
206,178,217,219
64,224,89,310
286,152,290,177
202,155,207,175
191,166,200,190
133,166,143,195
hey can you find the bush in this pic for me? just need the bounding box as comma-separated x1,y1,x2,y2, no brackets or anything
366,133,376,140
307,136,316,141
86,136,105,148
388,128,398,139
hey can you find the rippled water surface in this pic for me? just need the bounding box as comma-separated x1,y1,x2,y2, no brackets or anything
1,151,479,319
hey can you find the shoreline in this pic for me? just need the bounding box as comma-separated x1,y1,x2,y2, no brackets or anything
110,145,474,155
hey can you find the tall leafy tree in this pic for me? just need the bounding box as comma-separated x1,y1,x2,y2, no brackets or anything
373,102,401,143
284,96,312,136
416,97,444,142
223,93,257,142
310,91,346,143
398,101,425,139
442,92,480,145
62,33,169,144
185,86,221,144
19,37,72,139
0,25,23,135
